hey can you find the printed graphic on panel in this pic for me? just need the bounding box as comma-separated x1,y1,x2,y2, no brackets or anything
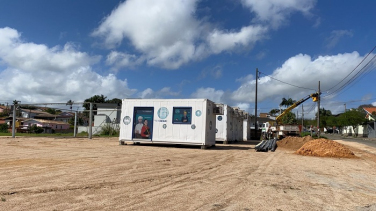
173,107,192,124
157,107,169,119
133,107,154,140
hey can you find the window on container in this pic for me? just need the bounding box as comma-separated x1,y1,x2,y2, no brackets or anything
172,107,192,124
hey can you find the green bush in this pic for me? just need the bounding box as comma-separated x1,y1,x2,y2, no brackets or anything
29,125,44,134
100,124,119,136
0,123,9,133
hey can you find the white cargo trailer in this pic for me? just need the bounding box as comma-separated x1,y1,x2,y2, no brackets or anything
232,108,245,141
242,113,251,141
215,104,235,144
119,99,222,148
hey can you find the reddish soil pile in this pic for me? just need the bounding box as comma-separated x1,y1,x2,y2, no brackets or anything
296,139,356,158
277,136,313,150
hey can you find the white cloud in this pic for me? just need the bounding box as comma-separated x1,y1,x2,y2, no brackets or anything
0,27,136,103
231,52,365,103
198,65,223,80
206,25,268,54
93,0,318,69
326,30,353,49
191,51,369,118
138,87,180,99
234,103,251,112
241,0,316,28
236,74,254,84
190,87,225,103
106,51,144,71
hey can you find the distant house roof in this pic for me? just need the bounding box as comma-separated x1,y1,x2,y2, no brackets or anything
24,119,70,125
363,107,376,120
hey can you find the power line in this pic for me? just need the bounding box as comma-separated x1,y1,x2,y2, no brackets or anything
325,45,376,93
258,71,316,91
323,46,376,98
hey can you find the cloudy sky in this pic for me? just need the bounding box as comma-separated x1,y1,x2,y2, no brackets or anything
0,0,375,117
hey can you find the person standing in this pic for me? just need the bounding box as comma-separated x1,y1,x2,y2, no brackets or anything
181,111,189,123
141,119,151,139
134,116,143,138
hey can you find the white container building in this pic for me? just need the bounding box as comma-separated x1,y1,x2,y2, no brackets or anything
242,113,251,141
119,99,222,148
232,108,246,141
215,104,235,144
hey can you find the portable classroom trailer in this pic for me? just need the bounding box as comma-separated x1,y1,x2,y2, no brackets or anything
215,105,236,144
243,113,251,141
232,108,246,141
119,99,222,148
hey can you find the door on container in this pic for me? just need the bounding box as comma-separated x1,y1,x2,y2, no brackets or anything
133,107,154,140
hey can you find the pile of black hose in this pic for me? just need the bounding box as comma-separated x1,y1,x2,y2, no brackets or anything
255,138,277,152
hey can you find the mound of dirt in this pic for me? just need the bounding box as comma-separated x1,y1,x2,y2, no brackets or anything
277,136,313,150
296,139,356,158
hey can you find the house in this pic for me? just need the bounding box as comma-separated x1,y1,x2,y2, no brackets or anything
94,104,121,126
22,119,70,133
55,112,74,123
363,107,376,121
78,103,121,135
259,113,270,118
20,109,53,119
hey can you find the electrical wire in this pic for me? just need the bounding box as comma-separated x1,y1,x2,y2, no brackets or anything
323,46,376,98
258,71,316,91
325,45,376,93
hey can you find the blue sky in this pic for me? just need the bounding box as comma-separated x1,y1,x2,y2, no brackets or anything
0,0,375,118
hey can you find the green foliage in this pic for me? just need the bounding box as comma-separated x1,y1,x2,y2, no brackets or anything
0,111,10,117
100,124,119,136
19,105,37,110
106,98,122,104
68,116,84,126
29,125,44,134
269,109,280,117
0,123,9,133
45,108,61,115
83,94,107,111
280,111,297,124
280,98,296,108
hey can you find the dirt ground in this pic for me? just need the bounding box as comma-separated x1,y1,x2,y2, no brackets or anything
1,137,376,211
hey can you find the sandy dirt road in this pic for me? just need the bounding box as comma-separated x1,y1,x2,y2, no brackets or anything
1,137,376,211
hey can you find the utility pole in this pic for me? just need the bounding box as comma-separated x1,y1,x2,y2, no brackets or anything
12,100,20,138
344,103,346,113
89,103,93,139
254,68,258,140
317,81,321,138
301,104,304,133
74,111,77,138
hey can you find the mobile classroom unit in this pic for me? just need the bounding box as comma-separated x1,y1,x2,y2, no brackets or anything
119,99,223,148
242,113,251,141
232,107,247,141
215,104,236,144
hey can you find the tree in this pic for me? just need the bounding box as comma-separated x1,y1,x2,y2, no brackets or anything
82,95,122,117
280,112,297,124
29,125,44,134
317,108,332,128
68,116,84,126
0,123,8,133
45,108,61,115
83,95,107,115
106,98,122,105
269,109,280,117
279,98,288,108
339,110,366,137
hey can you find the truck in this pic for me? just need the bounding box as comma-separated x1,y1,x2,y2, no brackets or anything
261,92,320,139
